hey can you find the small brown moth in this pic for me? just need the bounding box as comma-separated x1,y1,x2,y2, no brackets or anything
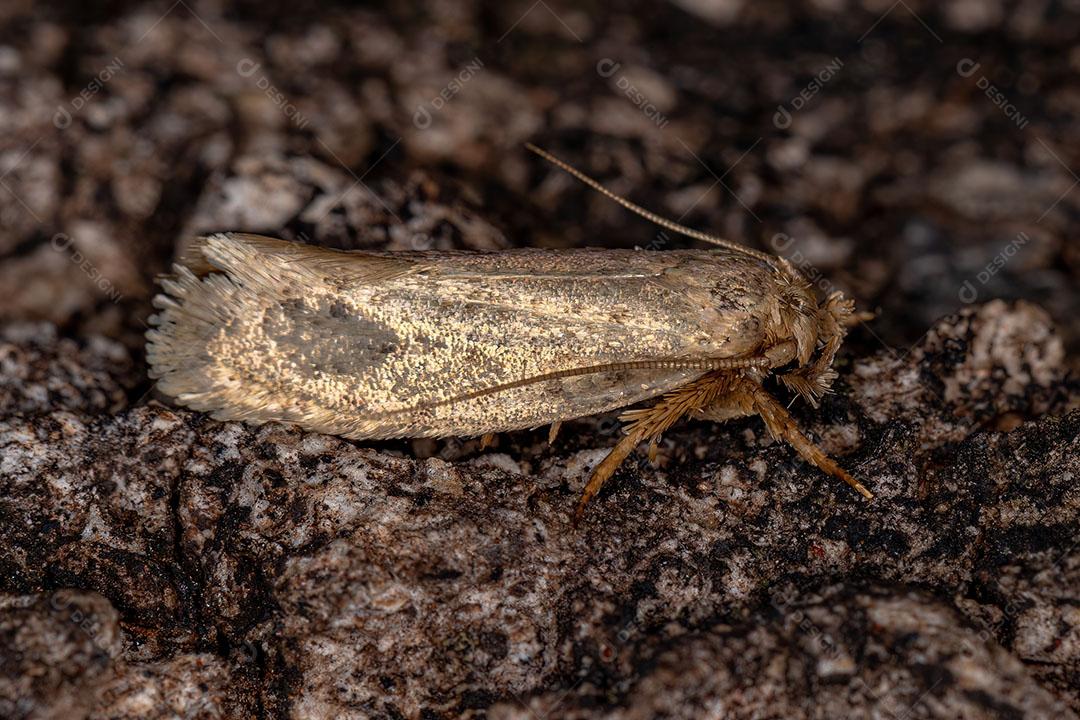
147,144,872,518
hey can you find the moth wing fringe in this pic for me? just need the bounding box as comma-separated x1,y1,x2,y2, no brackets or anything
146,264,255,416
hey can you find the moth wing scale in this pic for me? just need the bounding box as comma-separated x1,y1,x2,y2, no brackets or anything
180,232,425,285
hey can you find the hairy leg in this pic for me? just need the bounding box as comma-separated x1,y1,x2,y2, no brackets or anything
575,371,739,520
548,420,562,445
742,379,873,499
575,359,872,519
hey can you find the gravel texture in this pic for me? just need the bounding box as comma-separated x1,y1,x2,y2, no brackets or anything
0,0,1077,718
1,300,1077,719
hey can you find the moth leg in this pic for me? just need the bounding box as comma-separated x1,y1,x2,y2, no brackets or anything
847,310,876,326
742,379,873,500
576,425,650,521
548,421,562,445
647,436,660,464
575,371,737,520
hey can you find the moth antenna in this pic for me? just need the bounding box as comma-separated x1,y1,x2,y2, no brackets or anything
525,143,773,262
365,356,770,419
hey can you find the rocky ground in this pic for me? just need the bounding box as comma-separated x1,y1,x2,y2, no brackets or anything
0,0,1077,718
1,301,1078,719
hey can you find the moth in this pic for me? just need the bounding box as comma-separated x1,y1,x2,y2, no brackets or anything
147,144,872,519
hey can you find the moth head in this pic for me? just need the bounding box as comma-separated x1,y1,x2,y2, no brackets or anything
769,258,820,367
766,257,860,408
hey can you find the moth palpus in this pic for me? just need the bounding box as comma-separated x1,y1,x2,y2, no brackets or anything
147,143,873,519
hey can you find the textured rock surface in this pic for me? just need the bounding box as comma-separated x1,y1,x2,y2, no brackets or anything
1,0,1078,717
0,1,1077,358
491,587,1075,720
1,300,1077,718
0,592,249,720
0,324,137,417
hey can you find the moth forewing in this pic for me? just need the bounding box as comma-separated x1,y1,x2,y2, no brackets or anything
147,145,872,516
150,237,778,438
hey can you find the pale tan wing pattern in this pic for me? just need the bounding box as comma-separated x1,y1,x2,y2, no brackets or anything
148,234,766,439
178,233,427,285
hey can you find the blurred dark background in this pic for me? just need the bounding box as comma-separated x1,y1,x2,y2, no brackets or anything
0,0,1077,373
